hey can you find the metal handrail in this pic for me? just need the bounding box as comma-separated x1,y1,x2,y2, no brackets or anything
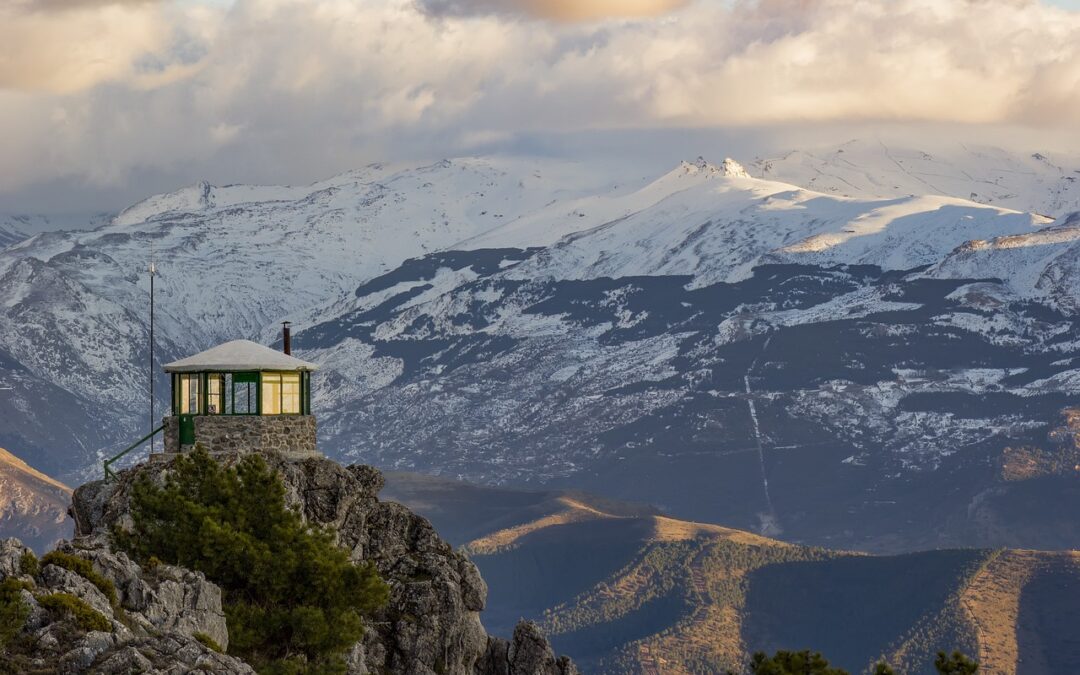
104,425,164,480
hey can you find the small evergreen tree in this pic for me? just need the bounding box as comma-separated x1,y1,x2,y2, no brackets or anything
0,578,28,648
730,650,849,675
935,650,979,675
729,650,978,675
114,447,389,674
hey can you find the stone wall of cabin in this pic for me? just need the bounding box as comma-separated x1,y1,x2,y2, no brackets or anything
162,415,317,458
163,416,179,454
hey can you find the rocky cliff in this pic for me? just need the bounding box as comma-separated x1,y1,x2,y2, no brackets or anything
0,452,576,674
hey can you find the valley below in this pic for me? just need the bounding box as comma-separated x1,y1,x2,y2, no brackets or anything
384,473,1080,675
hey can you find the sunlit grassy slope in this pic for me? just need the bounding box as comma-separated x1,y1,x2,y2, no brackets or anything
384,472,1080,675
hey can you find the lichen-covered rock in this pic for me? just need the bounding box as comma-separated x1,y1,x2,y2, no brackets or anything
63,451,574,675
0,537,34,578
0,535,251,674
38,562,116,619
90,634,254,674
39,540,231,650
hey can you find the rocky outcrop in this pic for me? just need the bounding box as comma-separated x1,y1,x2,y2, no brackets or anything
64,451,575,675
479,622,579,675
0,537,251,674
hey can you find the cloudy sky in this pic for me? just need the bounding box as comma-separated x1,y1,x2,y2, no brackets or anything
2,0,1080,216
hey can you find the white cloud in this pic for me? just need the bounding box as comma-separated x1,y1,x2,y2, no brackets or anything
0,2,214,94
1,0,1080,202
416,0,690,21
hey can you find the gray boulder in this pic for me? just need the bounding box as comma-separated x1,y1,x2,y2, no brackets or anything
479,622,580,675
0,535,251,674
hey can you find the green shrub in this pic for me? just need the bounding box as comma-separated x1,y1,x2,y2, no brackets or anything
739,650,849,675
18,551,38,578
0,578,29,647
40,551,118,608
935,651,979,674
726,650,977,675
114,447,389,673
38,593,111,632
193,631,224,653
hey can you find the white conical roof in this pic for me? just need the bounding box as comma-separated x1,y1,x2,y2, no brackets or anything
164,339,319,373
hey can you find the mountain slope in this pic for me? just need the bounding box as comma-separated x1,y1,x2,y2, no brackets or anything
386,473,1080,675
0,153,1078,554
0,157,627,477
752,140,1080,218
303,246,1080,549
0,447,72,551
927,212,1080,314
473,158,1047,286
0,222,25,249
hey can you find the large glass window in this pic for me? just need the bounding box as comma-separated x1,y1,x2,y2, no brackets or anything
232,373,258,415
207,374,224,414
260,372,302,415
282,373,301,414
262,375,281,415
178,374,201,414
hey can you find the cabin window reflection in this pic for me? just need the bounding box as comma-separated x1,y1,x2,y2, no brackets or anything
282,373,301,414
207,374,224,414
262,376,280,415
178,374,201,414
232,373,258,415
260,372,301,415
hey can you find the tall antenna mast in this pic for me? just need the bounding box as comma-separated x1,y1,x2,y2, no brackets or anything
149,242,156,451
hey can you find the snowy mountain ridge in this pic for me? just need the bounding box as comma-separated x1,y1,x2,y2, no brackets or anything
751,139,1080,218
0,222,26,249
1,146,1079,553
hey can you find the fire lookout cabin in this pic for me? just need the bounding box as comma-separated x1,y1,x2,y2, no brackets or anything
162,337,319,457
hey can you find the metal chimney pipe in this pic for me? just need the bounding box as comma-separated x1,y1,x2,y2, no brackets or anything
282,321,292,355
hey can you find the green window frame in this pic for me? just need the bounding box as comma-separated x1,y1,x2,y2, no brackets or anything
260,372,302,415
169,370,311,416
206,374,225,415
175,373,202,415
231,372,260,415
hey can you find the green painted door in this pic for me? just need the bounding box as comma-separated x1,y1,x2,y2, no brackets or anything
179,414,195,446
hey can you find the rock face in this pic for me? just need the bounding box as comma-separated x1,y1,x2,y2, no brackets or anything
65,451,576,675
0,536,251,674
478,622,580,675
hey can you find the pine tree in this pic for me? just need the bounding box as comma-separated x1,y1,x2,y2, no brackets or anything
934,650,979,675
730,650,849,675
114,447,389,674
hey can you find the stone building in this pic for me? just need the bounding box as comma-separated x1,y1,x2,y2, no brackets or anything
162,337,318,458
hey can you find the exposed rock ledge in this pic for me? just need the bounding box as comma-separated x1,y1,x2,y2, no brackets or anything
0,452,576,674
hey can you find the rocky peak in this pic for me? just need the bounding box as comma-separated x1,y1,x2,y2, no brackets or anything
31,451,575,675
677,156,751,179
720,157,751,178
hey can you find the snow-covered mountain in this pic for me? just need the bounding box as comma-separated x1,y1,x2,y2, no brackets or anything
0,213,109,238
751,139,1080,218
1,149,1078,551
0,222,25,249
0,157,632,475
